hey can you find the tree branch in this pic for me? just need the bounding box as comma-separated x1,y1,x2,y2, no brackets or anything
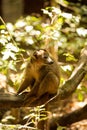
49,104,87,129
0,94,24,108
0,47,87,108
46,46,87,105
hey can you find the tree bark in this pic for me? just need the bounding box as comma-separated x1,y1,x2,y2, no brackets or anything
49,104,87,129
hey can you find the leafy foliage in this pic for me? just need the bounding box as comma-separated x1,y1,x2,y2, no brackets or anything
0,1,87,128
0,1,87,91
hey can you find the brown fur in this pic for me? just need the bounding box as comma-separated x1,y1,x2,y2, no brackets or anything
17,49,60,106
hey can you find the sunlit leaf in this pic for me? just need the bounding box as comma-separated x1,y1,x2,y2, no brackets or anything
61,65,72,72
15,19,26,28
6,23,14,32
42,9,53,18
8,61,17,71
62,13,72,19
64,53,78,62
78,92,84,101
0,25,6,29
0,38,8,45
25,25,33,32
2,50,16,60
76,27,87,37
6,43,19,52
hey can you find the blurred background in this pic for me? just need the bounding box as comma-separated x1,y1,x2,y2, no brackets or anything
0,0,87,130
0,0,87,22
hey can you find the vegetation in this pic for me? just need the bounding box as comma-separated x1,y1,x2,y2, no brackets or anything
0,0,87,129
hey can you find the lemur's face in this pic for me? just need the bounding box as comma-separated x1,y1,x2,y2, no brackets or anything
32,49,54,64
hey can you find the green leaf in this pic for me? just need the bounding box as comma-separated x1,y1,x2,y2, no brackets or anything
57,126,67,130
8,61,17,71
63,53,77,62
0,25,6,29
78,92,84,101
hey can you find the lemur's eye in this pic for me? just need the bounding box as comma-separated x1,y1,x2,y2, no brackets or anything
33,52,38,58
43,54,48,59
